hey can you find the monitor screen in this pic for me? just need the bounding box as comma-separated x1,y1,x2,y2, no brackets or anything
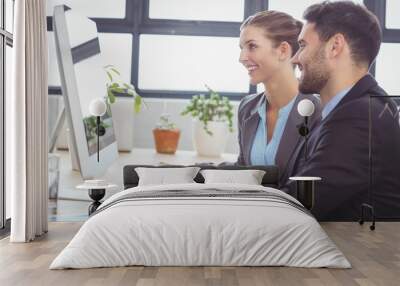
53,5,118,179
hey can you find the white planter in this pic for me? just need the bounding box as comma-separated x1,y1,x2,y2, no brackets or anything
110,98,134,151
192,120,229,157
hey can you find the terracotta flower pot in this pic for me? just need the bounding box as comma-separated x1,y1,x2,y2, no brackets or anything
153,128,180,154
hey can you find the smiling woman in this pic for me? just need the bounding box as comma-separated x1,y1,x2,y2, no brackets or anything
235,10,321,188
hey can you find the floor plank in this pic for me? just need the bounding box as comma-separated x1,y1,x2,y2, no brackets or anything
0,222,399,286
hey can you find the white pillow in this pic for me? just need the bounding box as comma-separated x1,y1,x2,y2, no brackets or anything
135,167,200,186
200,169,266,185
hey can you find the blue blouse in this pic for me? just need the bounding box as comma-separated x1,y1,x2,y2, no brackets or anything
250,97,296,165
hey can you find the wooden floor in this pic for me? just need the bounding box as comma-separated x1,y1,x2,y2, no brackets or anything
0,222,399,286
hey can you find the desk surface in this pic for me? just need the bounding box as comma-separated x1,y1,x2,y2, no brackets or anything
57,148,237,201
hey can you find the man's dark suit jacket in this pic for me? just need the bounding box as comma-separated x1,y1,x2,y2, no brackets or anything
236,92,321,187
282,74,400,221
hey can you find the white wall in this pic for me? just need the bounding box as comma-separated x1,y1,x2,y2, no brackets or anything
132,98,240,154
50,95,240,155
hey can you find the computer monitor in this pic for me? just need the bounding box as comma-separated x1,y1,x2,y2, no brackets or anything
53,5,118,179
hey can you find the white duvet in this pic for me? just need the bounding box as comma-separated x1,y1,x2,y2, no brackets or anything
50,183,351,269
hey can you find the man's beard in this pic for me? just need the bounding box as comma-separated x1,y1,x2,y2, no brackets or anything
298,48,329,94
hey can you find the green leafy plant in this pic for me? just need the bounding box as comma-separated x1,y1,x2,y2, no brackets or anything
181,85,234,135
104,65,145,113
155,113,177,130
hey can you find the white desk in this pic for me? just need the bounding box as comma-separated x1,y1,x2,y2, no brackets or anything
57,148,238,201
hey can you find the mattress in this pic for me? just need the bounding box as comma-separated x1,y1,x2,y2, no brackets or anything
50,183,350,269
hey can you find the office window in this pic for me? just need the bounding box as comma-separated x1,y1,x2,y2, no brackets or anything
385,0,400,29
268,0,364,22
5,44,11,220
376,43,400,95
48,32,61,86
47,0,253,99
98,33,132,84
0,37,3,229
48,32,134,88
46,0,126,18
149,0,245,22
1,0,13,230
47,0,399,100
138,34,248,93
5,0,13,32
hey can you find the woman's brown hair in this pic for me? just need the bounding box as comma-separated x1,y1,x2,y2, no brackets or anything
241,10,303,56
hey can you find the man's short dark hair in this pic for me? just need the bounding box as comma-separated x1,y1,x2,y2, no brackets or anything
303,1,381,67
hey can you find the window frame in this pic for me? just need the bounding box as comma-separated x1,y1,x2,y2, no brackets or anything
47,0,264,100
0,0,13,234
363,0,400,79
46,0,399,100
365,0,400,43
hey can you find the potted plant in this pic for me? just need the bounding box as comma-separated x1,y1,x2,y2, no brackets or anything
181,85,234,157
103,65,146,151
153,113,180,154
104,65,143,113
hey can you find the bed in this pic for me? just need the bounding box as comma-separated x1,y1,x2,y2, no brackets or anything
50,165,350,269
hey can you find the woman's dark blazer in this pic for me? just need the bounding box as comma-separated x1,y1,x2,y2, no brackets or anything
236,92,321,187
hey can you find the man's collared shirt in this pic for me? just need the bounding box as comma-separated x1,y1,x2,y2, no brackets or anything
321,86,353,120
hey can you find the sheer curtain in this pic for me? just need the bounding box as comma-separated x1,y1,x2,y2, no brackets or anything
9,0,48,242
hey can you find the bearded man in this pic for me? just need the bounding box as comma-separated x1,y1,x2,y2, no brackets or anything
281,1,400,221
